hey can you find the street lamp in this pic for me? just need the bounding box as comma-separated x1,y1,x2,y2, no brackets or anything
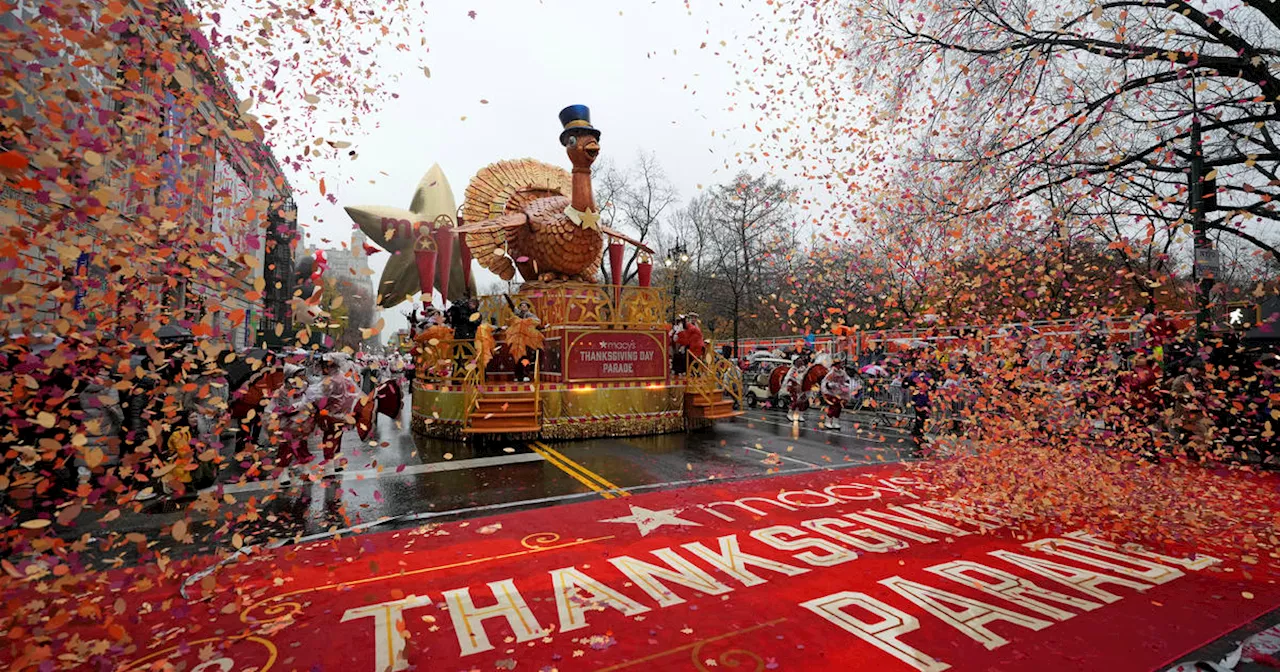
664,243,689,323
1188,70,1217,341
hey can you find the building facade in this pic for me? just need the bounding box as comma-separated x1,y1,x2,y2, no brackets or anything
260,196,299,349
300,229,377,351
0,0,295,350
318,229,374,291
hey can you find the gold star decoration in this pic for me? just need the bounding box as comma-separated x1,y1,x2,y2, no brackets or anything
563,204,601,230
343,163,473,307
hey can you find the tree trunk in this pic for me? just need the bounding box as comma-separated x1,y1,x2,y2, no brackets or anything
732,292,740,359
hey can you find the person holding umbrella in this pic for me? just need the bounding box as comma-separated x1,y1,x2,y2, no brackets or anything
266,364,316,486
903,352,934,455
227,349,283,455
312,354,359,470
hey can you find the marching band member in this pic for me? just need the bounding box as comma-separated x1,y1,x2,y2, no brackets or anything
783,353,811,422
311,354,360,470
820,361,851,430
266,364,316,486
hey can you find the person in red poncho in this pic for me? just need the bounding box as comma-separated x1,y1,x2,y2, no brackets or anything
676,313,706,364
670,316,687,375
1119,352,1163,458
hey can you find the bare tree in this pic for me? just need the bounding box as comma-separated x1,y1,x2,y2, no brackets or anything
1214,233,1280,300
597,151,680,283
593,157,627,238
763,232,880,334
662,192,713,269
704,172,795,355
850,0,1280,264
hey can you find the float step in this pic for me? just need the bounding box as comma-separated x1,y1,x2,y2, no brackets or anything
469,411,538,420
685,395,739,419
463,422,542,434
702,404,743,419
685,393,722,407
475,399,537,413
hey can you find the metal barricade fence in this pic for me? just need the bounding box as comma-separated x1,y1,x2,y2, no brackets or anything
850,375,911,425
847,375,974,432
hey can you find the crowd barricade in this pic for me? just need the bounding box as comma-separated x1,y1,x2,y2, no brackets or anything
738,312,1220,445
735,312,1197,362
848,374,911,427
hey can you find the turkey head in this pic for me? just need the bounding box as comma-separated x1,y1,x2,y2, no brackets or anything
564,133,600,170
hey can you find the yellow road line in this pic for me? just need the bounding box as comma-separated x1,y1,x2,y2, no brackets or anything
534,441,629,495
529,443,615,499
532,441,630,498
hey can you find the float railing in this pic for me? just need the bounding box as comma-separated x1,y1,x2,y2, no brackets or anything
477,283,669,328
709,351,743,408
685,352,719,407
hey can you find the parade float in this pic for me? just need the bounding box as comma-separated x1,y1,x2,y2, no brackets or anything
345,105,741,440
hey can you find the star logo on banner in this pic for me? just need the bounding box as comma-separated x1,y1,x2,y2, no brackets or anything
600,505,702,537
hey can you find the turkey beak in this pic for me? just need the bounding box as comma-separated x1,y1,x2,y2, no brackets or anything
583,138,600,160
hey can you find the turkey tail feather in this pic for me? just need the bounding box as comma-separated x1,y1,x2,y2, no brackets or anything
461,159,570,278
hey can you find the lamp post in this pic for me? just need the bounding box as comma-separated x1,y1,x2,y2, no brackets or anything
1188,75,1217,342
664,242,689,324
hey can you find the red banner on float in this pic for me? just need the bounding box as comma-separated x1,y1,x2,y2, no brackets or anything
13,465,1280,672
564,330,666,381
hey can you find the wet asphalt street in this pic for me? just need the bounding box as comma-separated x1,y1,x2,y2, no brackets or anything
235,401,920,539
72,401,920,562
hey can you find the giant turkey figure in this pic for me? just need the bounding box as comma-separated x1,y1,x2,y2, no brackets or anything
455,105,651,282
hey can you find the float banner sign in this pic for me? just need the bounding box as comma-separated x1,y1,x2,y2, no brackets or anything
565,329,666,381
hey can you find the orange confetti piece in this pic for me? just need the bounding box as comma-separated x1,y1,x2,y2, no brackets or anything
0,150,28,172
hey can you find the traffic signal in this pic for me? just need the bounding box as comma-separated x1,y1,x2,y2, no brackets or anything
1223,301,1258,330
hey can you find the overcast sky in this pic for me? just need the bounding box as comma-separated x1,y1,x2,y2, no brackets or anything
276,0,770,341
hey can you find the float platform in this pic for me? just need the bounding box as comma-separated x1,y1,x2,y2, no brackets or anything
409,283,741,441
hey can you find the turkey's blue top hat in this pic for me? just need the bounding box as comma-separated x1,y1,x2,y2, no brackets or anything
559,104,600,146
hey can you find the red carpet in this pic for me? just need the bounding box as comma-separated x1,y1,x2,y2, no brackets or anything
12,464,1280,671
